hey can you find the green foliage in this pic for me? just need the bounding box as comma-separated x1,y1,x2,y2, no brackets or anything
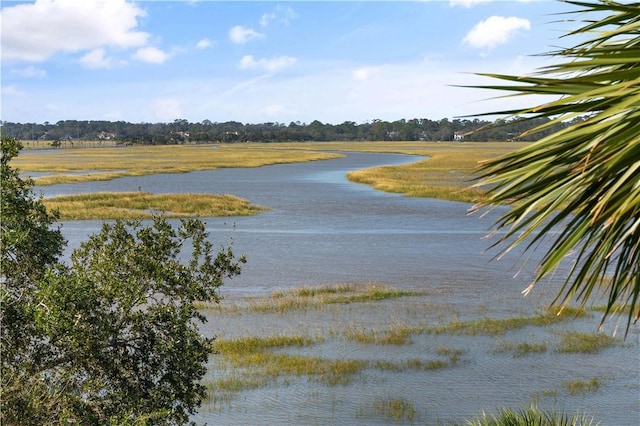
0,136,245,424
2,116,554,144
471,1,640,333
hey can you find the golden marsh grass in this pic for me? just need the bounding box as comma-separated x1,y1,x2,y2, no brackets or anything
197,282,422,314
14,143,343,186
263,141,526,203
17,141,522,204
44,191,268,220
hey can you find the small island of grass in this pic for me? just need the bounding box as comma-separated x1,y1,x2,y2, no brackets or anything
44,191,269,220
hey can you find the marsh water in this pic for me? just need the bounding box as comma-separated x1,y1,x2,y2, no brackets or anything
36,151,639,425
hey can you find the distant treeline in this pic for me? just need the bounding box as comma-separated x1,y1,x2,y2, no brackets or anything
0,116,573,145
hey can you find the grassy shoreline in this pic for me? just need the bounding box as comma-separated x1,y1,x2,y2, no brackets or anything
17,141,524,219
44,191,268,220
295,141,523,204
15,143,343,186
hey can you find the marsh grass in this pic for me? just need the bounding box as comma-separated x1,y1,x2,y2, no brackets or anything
211,333,369,387
210,333,368,392
15,143,342,185
374,353,462,372
19,141,522,205
492,340,548,357
555,332,621,354
44,191,268,220
343,321,420,345
562,377,602,395
205,375,268,394
214,335,314,355
370,397,418,423
427,307,589,336
201,283,423,314
340,141,525,203
201,288,632,422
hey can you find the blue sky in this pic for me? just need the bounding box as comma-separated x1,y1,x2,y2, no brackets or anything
1,0,576,124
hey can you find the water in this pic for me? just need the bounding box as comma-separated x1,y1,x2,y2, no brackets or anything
38,151,639,425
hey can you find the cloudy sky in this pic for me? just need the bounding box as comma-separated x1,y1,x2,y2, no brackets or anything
1,0,575,125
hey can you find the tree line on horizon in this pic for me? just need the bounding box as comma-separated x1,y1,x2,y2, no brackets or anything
0,116,569,145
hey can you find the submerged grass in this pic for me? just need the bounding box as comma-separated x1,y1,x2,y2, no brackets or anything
344,321,419,345
202,283,423,314
201,287,633,422
492,340,548,357
425,307,589,336
562,377,602,395
210,333,368,392
44,191,268,220
555,332,621,354
371,397,418,423
214,334,314,355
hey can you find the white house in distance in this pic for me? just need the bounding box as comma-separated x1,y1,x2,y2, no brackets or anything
98,131,116,140
453,132,464,141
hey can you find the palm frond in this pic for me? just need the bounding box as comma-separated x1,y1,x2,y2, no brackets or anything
470,0,640,335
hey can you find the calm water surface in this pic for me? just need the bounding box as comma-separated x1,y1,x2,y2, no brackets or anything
38,151,639,425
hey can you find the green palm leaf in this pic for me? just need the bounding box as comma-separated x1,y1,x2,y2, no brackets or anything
470,0,640,335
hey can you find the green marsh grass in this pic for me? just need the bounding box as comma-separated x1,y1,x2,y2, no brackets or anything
201,287,630,422
555,332,621,354
343,320,419,345
210,333,368,391
374,354,462,372
214,334,314,355
371,397,418,423
426,307,589,336
492,340,548,357
44,191,268,220
562,377,602,395
201,283,423,314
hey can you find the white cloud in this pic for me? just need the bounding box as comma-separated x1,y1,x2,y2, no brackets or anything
259,5,297,27
228,25,264,44
2,85,27,97
449,0,493,7
132,47,170,64
152,98,183,122
0,0,149,62
262,103,297,117
196,38,214,49
79,48,118,69
352,67,380,81
11,66,47,78
239,55,297,73
259,12,276,28
463,16,531,51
